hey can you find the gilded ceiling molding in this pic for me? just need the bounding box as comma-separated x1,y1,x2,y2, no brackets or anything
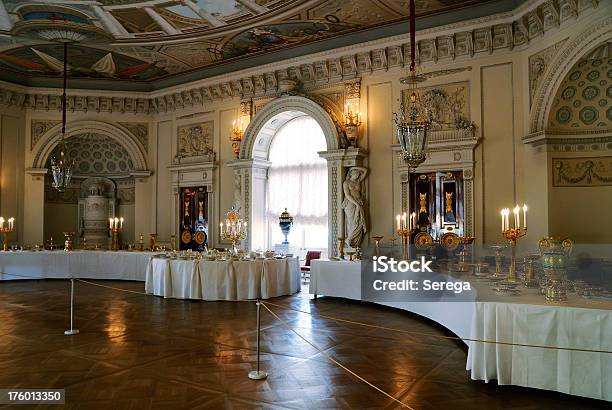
0,0,601,115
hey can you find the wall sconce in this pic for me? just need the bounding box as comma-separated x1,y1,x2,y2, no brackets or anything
344,102,361,147
230,117,246,159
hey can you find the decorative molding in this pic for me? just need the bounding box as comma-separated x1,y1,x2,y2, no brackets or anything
529,13,612,133
31,120,60,150
552,157,612,186
0,0,601,115
528,38,568,105
118,122,149,152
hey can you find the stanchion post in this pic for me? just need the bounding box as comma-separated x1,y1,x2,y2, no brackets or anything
248,299,268,380
64,278,80,336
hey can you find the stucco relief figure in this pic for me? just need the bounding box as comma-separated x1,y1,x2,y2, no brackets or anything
342,167,368,249
233,173,241,211
177,122,214,158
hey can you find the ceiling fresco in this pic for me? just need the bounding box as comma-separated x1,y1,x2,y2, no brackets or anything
0,0,513,90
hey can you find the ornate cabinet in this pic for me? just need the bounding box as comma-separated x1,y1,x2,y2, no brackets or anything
179,187,208,251
409,171,464,238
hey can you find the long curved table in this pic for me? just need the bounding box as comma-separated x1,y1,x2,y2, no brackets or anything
0,251,300,301
309,259,612,401
0,250,154,281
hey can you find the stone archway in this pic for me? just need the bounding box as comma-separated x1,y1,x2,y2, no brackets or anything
24,120,151,244
228,95,366,256
239,95,339,159
529,14,612,134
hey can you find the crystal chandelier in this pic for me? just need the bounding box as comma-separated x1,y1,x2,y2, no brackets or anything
393,0,430,170
50,42,75,192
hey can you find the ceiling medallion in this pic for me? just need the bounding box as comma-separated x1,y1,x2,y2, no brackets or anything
394,0,431,171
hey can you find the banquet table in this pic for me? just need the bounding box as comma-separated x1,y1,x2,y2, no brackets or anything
145,257,301,300
309,259,612,401
0,250,154,281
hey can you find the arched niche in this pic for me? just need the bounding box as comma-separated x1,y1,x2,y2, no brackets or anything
228,95,366,256
32,120,148,171
25,120,151,245
529,14,612,134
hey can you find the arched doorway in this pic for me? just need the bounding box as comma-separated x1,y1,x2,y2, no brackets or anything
263,114,329,254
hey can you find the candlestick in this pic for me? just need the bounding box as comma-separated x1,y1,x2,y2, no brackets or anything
502,204,528,282
0,216,15,251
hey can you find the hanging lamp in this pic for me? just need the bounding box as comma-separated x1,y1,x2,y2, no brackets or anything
393,0,431,170
50,42,75,192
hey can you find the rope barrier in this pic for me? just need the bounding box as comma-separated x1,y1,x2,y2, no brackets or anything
74,278,150,296
0,271,48,280
260,302,414,409
262,301,612,354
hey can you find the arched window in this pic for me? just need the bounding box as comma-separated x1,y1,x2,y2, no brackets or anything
265,116,328,253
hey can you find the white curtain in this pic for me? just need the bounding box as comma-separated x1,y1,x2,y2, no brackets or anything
266,116,328,250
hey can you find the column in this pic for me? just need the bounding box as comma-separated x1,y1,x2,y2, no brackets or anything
144,6,180,35
131,171,153,240
183,0,225,27
92,5,129,36
236,0,268,14
0,0,12,31
24,169,47,245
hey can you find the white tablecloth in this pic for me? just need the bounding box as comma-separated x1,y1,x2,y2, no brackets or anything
0,251,154,281
309,259,612,401
145,257,300,300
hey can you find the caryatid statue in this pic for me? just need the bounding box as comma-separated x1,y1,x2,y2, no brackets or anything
342,166,368,249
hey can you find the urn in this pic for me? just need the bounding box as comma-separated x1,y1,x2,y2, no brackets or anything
538,237,573,301
278,209,293,245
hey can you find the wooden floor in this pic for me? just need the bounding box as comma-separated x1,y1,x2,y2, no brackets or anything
0,280,607,410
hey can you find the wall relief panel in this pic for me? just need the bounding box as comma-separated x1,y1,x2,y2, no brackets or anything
401,81,472,132
553,157,612,186
177,121,214,159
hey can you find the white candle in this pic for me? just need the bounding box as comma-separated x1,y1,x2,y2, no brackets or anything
500,210,505,232
402,212,407,230
411,212,416,230
513,205,520,228
0,217,4,229
109,218,113,229
396,215,401,231
120,217,124,229
522,204,527,229
9,218,13,230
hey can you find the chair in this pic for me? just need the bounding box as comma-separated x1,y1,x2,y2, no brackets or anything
300,251,321,284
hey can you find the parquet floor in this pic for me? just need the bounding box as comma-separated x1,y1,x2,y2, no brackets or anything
0,280,607,409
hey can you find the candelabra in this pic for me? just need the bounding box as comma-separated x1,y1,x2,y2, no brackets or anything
501,205,528,282
220,207,247,257
344,103,362,147
230,117,246,159
396,212,416,260
109,217,124,251
0,217,15,251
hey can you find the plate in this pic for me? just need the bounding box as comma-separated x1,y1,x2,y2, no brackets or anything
492,288,521,296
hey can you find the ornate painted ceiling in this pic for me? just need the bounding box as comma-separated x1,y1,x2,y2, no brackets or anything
0,0,519,90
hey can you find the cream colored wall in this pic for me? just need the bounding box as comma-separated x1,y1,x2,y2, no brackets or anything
0,0,608,249
0,110,25,244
